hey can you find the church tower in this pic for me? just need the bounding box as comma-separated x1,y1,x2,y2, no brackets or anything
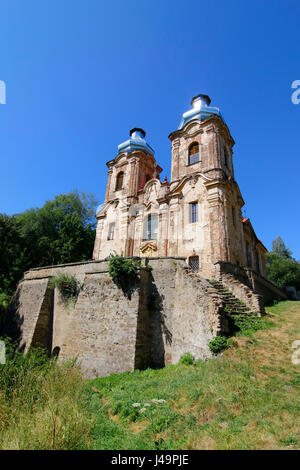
93,128,162,259
169,94,235,184
167,94,246,274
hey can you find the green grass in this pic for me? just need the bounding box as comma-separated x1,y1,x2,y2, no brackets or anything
87,301,300,450
0,344,92,450
1,300,300,450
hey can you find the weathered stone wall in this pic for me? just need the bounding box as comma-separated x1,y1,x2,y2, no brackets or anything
146,258,180,368
55,272,143,378
144,258,224,366
3,257,228,377
171,264,224,363
3,256,284,378
3,278,51,352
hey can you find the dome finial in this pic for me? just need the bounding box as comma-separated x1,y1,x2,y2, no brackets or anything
130,128,146,139
191,94,211,108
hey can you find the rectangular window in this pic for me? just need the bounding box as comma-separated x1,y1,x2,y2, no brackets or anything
144,214,158,240
147,215,152,239
189,202,198,223
108,222,115,240
246,242,252,268
188,153,199,165
189,256,199,272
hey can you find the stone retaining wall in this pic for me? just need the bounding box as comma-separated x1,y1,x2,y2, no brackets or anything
2,257,224,377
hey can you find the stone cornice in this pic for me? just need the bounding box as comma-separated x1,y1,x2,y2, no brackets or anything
167,172,214,200
168,115,235,148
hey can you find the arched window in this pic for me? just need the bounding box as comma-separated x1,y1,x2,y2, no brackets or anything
188,142,199,165
115,171,124,191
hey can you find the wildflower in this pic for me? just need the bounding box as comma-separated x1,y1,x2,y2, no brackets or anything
132,403,141,408
144,403,151,407
139,408,147,413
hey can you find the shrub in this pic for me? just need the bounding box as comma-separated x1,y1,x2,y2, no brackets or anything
208,335,229,354
179,352,195,365
108,255,141,294
228,314,274,336
49,273,78,303
229,314,261,332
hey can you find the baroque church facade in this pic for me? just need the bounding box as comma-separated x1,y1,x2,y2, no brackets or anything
93,94,267,279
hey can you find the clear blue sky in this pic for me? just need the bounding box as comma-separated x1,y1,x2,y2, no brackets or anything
0,0,299,258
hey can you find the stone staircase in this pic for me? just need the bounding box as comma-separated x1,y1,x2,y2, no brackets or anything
208,279,254,317
182,266,259,334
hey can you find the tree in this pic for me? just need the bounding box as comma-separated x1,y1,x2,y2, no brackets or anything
0,214,27,297
271,236,292,258
266,237,300,290
0,190,98,299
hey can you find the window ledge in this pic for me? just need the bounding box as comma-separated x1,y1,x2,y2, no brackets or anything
186,161,201,167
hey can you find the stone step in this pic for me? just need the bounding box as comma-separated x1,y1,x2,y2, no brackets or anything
207,278,255,317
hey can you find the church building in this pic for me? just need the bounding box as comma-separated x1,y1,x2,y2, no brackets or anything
93,94,267,280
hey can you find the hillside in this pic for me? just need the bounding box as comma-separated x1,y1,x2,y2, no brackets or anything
1,300,299,450
88,301,300,450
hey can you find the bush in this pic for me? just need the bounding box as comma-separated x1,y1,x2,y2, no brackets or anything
229,314,262,332
49,273,78,303
108,255,141,293
228,313,274,336
208,335,229,354
179,352,194,365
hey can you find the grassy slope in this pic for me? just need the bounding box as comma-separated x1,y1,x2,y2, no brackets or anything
88,301,300,450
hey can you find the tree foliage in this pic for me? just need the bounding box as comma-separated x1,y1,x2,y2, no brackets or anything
271,236,292,259
0,190,97,299
266,237,300,290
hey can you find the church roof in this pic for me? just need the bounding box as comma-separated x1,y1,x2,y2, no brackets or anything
117,128,155,155
178,94,224,130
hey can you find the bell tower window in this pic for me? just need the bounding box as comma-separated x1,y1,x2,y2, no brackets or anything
115,171,124,191
188,142,199,165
